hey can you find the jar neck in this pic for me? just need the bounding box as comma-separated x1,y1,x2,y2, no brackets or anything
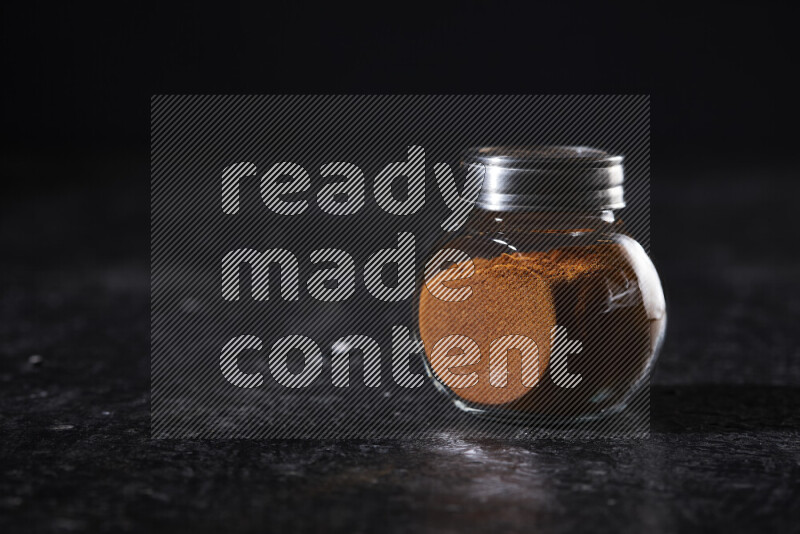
465,208,619,233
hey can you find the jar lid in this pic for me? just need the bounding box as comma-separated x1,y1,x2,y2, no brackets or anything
465,146,625,212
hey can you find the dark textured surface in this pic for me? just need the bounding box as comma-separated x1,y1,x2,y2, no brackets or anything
1,160,799,533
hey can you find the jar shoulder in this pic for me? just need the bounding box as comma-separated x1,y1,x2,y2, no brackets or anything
426,229,665,319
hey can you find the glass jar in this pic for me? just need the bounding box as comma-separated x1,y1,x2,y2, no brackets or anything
414,146,666,423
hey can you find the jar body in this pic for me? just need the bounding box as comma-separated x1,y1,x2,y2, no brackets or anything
414,210,666,422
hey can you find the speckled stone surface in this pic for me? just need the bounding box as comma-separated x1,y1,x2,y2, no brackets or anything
1,165,799,532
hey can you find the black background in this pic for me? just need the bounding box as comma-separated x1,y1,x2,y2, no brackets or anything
2,2,798,533
2,3,795,265
1,2,795,274
2,4,793,170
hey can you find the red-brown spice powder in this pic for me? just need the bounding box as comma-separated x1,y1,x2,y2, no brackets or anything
419,245,652,414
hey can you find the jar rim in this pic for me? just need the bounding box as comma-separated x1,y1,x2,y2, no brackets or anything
465,145,626,212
